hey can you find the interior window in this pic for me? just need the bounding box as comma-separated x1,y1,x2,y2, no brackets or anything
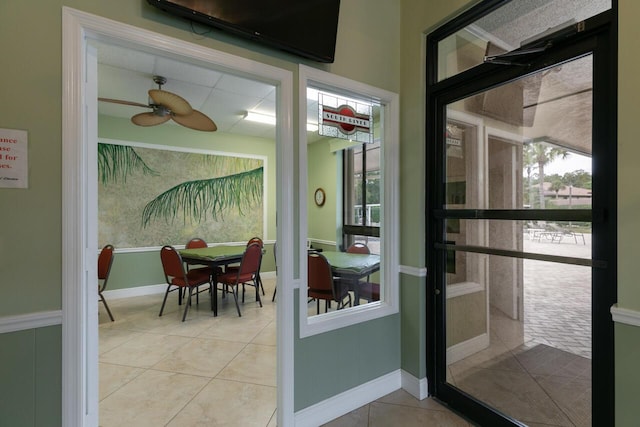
299,65,399,336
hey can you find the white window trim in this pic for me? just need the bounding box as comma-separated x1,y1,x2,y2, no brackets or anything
298,65,400,337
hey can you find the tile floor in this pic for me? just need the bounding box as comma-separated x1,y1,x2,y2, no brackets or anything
99,277,469,426
100,235,593,427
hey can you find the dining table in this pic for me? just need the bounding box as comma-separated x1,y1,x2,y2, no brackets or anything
179,245,247,316
318,250,381,305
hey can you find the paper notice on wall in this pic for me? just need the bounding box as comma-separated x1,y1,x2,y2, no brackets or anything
0,128,28,188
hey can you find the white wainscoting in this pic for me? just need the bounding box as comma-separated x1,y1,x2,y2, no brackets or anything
0,310,63,334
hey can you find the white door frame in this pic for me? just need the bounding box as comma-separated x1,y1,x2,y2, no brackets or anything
61,7,295,426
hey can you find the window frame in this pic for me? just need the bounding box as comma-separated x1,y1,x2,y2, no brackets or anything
299,65,399,337
342,141,382,251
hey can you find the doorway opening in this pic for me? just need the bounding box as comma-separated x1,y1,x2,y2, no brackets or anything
61,8,295,426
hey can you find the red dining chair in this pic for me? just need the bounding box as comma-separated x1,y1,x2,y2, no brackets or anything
347,242,370,254
308,252,352,315
159,245,212,322
185,237,222,275
225,237,265,296
98,244,115,321
358,282,380,303
216,242,263,317
347,242,372,284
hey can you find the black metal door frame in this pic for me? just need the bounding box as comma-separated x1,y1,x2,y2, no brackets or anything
425,4,617,426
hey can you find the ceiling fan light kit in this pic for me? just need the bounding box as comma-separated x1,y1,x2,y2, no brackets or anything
99,75,217,132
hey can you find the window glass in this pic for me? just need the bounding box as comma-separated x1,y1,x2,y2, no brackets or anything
437,0,610,81
300,65,399,336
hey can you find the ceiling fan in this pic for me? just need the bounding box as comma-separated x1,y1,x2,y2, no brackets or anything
98,75,217,132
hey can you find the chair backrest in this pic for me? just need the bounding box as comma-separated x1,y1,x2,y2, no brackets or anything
247,236,263,247
160,245,186,279
98,244,115,281
239,242,263,277
347,243,370,254
186,237,207,249
307,252,334,293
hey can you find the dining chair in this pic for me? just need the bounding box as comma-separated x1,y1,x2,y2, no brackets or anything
185,237,222,275
225,236,265,296
215,242,263,317
98,244,116,322
358,282,380,303
159,245,213,322
308,252,352,315
347,242,370,254
346,242,372,284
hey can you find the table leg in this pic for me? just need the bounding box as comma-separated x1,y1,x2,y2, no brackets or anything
211,269,218,317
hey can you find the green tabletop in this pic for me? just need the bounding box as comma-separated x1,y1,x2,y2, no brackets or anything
179,245,245,261
319,250,380,276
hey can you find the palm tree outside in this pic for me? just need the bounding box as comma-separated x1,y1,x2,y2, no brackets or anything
525,142,568,209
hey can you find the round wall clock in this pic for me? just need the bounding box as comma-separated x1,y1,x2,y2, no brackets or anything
314,188,326,206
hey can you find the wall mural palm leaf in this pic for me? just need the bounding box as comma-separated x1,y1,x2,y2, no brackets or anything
142,167,263,227
98,143,157,185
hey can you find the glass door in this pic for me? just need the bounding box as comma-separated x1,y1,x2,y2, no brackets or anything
430,42,615,425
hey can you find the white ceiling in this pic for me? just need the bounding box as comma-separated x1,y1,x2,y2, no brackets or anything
94,40,321,141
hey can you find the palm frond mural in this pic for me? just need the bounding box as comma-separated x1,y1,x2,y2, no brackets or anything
98,142,265,248
142,167,263,227
193,153,260,176
98,143,157,185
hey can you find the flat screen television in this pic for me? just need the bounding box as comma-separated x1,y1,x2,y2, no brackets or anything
147,0,341,63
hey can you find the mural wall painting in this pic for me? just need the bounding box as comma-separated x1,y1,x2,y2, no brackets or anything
98,142,264,248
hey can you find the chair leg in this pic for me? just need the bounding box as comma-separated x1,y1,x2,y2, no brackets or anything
182,287,193,322
159,285,171,317
258,273,265,296
272,286,277,302
99,292,115,322
255,279,262,307
230,285,242,317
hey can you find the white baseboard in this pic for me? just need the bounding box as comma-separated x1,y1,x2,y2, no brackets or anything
401,370,430,400
293,369,432,426
102,284,166,300
294,370,402,427
446,333,490,365
103,271,277,300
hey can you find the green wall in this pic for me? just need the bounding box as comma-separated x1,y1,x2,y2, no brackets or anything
398,0,478,381
0,0,402,424
307,138,339,245
616,1,640,424
0,326,62,427
8,0,637,424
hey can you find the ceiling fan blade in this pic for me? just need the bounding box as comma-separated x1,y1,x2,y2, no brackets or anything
131,112,170,127
98,97,151,109
172,110,218,132
148,89,192,116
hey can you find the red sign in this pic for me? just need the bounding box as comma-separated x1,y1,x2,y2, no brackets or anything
322,104,371,135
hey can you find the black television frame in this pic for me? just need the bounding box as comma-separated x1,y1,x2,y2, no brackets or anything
146,0,341,63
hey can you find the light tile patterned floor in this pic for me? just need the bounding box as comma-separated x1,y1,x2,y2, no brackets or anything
99,277,469,426
100,234,593,427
